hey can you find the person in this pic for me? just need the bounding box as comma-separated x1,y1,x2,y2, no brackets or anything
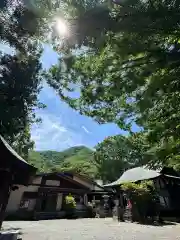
117,194,127,222
153,194,162,224
106,196,115,216
108,196,115,211
123,193,128,208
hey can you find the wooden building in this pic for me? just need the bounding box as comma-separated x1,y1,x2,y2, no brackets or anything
104,166,180,219
0,134,37,233
6,172,108,220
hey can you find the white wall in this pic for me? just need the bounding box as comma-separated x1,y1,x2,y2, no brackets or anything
46,180,60,186
6,185,39,213
33,177,42,185
56,193,63,210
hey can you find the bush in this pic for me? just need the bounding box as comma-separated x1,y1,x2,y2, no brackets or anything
64,194,76,218
122,181,155,202
121,181,157,222
65,194,76,209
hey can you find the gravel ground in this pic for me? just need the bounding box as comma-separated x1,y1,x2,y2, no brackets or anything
3,218,180,240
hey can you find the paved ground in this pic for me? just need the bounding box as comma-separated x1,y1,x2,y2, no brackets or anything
3,218,180,240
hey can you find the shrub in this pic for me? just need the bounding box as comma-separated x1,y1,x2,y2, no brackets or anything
65,194,76,209
121,181,155,203
121,181,157,222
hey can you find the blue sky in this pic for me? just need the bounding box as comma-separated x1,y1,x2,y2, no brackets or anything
1,43,140,151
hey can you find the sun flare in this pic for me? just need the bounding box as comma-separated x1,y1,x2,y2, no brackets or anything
55,18,68,36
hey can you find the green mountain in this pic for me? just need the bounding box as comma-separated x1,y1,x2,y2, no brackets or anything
28,146,97,178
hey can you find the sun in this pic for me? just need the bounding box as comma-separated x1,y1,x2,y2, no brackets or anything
55,18,68,36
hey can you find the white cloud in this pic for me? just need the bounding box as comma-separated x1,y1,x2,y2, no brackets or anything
31,111,84,151
82,125,90,134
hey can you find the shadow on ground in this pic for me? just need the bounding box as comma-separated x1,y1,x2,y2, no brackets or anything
135,221,178,227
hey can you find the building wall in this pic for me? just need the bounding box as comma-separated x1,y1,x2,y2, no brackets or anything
33,177,42,185
56,193,63,210
154,178,171,209
6,174,92,216
73,176,92,189
6,185,39,213
6,176,64,215
28,199,36,211
45,180,60,186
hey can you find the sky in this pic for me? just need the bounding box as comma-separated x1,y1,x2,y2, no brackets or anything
0,43,140,151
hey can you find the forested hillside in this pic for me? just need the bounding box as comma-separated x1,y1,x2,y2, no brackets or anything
27,134,146,183
28,146,97,178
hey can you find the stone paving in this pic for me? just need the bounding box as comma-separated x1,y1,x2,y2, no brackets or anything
3,218,180,240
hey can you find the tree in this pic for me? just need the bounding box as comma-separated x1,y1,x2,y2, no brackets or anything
0,0,56,157
0,45,44,158
126,132,150,167
121,180,156,223
94,135,129,182
0,0,54,50
93,133,147,182
47,0,180,168
59,147,97,178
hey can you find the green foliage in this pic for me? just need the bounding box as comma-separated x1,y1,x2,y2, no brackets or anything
28,146,97,178
121,180,158,222
121,180,155,202
2,0,180,174
28,137,148,183
0,45,44,159
47,0,180,170
0,0,52,158
93,133,148,182
65,194,76,209
0,0,55,50
60,147,97,177
0,0,62,158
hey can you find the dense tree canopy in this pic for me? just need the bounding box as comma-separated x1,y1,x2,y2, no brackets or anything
46,0,180,169
0,0,55,50
0,0,47,157
93,133,149,182
0,46,44,158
